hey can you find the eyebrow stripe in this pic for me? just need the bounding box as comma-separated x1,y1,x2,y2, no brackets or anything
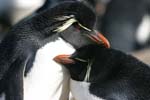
53,15,92,32
54,18,77,32
78,23,92,32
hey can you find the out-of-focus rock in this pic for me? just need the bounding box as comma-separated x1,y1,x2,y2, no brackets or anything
8,0,45,24
132,48,150,65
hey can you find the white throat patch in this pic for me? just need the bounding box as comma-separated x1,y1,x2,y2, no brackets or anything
24,38,75,100
70,79,105,100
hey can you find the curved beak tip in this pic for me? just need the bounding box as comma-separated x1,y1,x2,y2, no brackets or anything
87,31,110,48
98,33,110,48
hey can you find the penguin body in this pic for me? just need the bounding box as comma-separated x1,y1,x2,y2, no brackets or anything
0,22,75,100
24,38,75,100
57,45,150,100
0,1,108,100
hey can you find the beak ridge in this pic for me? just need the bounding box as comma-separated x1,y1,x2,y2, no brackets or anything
86,30,110,48
53,54,75,64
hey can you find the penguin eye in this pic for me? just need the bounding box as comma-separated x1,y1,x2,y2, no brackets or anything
73,23,82,31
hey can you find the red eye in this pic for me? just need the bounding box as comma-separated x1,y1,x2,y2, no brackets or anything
76,25,81,30
74,23,81,32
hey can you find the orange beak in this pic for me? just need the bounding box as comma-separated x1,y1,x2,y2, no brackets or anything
86,30,110,48
54,54,74,64
54,31,110,64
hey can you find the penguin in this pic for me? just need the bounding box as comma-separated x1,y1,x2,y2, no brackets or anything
54,44,150,100
0,1,110,100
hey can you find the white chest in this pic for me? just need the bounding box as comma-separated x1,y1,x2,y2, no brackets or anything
70,79,105,100
24,38,75,100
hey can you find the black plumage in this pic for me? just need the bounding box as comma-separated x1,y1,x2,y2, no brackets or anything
0,1,101,100
60,45,150,100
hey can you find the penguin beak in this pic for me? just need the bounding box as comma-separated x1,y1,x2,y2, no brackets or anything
54,31,110,64
53,54,75,64
86,30,110,48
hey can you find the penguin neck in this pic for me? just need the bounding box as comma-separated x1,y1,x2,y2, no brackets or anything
24,37,75,100
70,47,125,83
67,62,88,81
86,48,125,83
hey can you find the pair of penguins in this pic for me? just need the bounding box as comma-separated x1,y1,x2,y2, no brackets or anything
0,1,150,100
0,1,108,100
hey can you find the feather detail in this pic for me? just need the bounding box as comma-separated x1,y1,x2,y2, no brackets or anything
54,18,77,32
84,59,94,82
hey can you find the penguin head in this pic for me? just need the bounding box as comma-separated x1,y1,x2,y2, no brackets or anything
40,1,110,49
54,44,103,81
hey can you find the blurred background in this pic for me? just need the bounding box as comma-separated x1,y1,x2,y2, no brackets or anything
0,0,149,65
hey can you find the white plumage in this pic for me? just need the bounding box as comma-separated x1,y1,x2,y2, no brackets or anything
24,38,75,100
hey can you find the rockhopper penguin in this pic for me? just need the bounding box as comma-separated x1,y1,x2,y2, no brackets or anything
0,1,110,100
55,45,150,100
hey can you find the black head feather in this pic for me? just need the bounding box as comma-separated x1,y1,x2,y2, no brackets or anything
23,1,98,48
42,1,96,29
